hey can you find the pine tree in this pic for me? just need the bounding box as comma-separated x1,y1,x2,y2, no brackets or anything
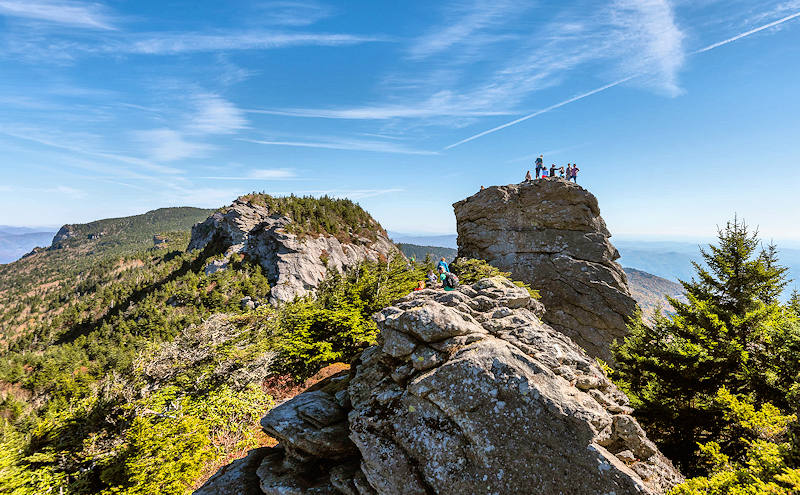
613,217,789,473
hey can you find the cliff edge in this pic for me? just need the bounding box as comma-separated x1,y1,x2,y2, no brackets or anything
453,180,637,363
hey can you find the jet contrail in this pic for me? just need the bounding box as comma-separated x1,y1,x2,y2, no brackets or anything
444,76,636,150
693,11,800,54
445,11,800,150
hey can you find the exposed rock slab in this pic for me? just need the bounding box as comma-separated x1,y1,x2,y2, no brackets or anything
188,199,399,304
194,447,270,495
453,180,638,362
251,277,682,494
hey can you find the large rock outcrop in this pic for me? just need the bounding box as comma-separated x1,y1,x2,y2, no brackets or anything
188,199,399,303
453,180,638,362
197,277,682,495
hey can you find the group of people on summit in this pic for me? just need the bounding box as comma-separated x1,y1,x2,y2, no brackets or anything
524,154,579,183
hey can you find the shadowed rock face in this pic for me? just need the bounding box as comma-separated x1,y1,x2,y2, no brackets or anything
188,199,399,304
197,278,682,495
453,180,638,363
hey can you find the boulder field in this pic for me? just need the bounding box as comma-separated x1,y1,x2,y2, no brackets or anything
196,277,682,495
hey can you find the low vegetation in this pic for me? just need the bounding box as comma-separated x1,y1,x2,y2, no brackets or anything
237,193,385,243
0,207,429,493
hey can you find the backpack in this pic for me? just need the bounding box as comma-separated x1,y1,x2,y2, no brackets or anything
444,272,459,289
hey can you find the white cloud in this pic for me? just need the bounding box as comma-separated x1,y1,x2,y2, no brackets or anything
186,94,247,134
134,129,212,162
445,5,800,149
257,1,334,27
247,91,513,120
198,169,297,180
254,0,688,126
609,0,686,96
0,0,115,29
407,0,528,59
124,31,384,55
241,137,439,155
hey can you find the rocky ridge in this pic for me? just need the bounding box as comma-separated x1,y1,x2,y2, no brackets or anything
188,199,399,303
196,277,682,495
453,180,638,363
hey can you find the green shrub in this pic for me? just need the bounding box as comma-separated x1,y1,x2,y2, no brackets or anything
450,258,540,299
237,193,384,243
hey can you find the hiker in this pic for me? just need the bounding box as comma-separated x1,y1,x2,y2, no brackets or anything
480,185,485,191
426,270,438,285
566,164,573,180
535,155,544,178
414,280,425,291
549,164,557,178
559,166,565,179
571,164,579,183
440,266,459,291
437,257,449,273
524,170,532,182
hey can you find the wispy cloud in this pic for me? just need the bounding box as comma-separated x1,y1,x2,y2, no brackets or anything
407,0,528,59
186,94,247,134
133,129,212,162
0,126,182,174
257,1,335,27
241,137,439,155
444,8,800,149
246,92,513,120
0,0,115,29
198,168,297,180
123,31,385,55
253,0,687,127
693,10,800,53
132,94,248,162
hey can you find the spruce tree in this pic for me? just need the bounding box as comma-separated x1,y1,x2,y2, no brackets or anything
613,217,788,473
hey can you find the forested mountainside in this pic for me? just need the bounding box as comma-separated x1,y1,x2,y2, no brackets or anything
0,195,432,494
0,188,798,495
0,207,213,346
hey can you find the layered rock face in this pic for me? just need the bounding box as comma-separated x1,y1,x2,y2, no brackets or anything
453,180,638,362
188,199,399,303
197,277,682,495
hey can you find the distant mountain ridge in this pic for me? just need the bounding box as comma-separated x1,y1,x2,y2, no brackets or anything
0,230,57,264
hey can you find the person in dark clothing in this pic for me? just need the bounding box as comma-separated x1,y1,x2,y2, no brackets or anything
535,155,543,178
549,164,557,178
571,164,580,183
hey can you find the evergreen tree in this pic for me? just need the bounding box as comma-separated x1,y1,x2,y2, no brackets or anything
613,218,789,473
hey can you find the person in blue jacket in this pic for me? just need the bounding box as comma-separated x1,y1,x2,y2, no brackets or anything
437,257,449,273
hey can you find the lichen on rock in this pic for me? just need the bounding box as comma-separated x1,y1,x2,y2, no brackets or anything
201,277,682,495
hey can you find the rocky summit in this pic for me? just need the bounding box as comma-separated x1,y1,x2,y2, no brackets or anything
453,180,638,363
188,198,399,304
196,277,682,495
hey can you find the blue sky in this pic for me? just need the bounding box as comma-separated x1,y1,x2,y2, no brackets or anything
1,0,799,242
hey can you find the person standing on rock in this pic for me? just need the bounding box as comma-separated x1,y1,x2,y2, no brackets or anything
549,164,557,178
437,257,449,273
571,164,580,183
535,155,543,178
566,164,573,180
